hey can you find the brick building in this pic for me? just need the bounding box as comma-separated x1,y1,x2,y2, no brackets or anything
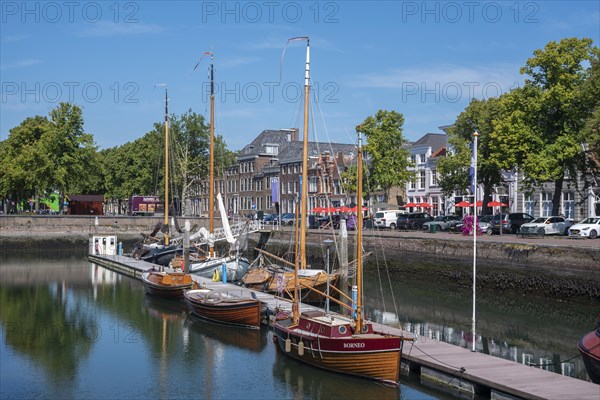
196,128,356,217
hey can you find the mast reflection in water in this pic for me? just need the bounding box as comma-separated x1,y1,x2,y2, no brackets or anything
1,254,459,399
360,263,597,382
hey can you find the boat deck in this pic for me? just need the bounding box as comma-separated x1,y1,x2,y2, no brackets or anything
88,253,599,400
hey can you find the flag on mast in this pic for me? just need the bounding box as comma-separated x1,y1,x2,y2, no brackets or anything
469,140,477,194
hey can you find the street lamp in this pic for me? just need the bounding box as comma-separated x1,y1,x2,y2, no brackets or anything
323,239,335,313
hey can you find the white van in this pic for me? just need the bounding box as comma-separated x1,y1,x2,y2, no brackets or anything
373,210,407,229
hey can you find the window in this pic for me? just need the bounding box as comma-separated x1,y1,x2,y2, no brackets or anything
409,179,416,190
419,153,426,164
431,169,438,186
541,193,552,217
524,194,535,216
419,170,426,189
563,192,574,219
333,179,341,195
410,154,416,164
294,163,299,174
265,145,278,155
309,176,318,193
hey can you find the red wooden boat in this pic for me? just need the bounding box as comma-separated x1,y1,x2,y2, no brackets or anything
272,39,413,386
183,289,261,329
141,271,197,299
578,316,600,384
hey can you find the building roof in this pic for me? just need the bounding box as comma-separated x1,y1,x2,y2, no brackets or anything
238,129,299,160
278,142,356,164
67,194,104,202
411,133,447,153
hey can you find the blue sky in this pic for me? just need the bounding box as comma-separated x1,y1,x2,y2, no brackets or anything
1,1,599,150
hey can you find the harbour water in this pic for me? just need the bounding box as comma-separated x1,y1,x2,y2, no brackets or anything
0,249,597,399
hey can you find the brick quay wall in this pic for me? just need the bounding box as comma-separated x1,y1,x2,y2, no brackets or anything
1,215,599,299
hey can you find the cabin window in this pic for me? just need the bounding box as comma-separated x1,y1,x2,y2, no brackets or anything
338,326,347,335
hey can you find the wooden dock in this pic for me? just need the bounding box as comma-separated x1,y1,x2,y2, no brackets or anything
88,253,599,400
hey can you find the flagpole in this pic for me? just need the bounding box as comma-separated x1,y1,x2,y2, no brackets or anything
472,131,479,352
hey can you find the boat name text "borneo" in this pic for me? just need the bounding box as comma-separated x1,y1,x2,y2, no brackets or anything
343,342,366,349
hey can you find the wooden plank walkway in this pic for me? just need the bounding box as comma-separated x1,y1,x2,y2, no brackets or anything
88,253,599,400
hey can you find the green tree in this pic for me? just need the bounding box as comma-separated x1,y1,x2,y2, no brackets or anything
495,38,598,215
169,110,209,210
101,129,163,201
437,97,504,213
45,103,98,211
0,116,53,212
353,110,413,201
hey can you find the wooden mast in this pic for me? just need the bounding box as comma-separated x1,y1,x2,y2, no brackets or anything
355,131,363,332
164,88,170,246
283,36,310,324
209,53,215,258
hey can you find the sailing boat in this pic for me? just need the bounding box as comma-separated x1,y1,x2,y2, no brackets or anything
272,37,413,385
133,87,181,266
183,287,262,329
241,41,338,300
187,52,251,281
140,87,199,298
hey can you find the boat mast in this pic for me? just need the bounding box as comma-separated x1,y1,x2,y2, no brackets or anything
164,88,170,246
355,131,364,332
300,38,310,274
209,52,215,258
282,36,310,324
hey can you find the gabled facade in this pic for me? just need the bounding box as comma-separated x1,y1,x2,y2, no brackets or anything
405,133,448,216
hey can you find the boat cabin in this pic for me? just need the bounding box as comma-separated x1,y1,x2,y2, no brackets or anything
89,234,117,256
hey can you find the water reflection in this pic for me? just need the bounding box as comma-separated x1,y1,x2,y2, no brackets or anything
1,250,597,399
186,313,268,353
0,285,96,382
361,266,597,381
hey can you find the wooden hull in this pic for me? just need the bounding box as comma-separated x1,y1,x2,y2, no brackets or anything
183,289,261,329
242,268,339,303
578,326,600,383
141,271,196,299
272,311,404,385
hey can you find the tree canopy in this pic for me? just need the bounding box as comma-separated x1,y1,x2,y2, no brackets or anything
493,37,598,214
342,110,413,200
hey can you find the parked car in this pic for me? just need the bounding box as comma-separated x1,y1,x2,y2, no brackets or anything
452,215,494,234
478,215,494,234
263,214,279,224
395,212,433,230
280,213,296,225
373,210,406,229
568,217,600,239
490,213,534,234
422,215,461,231
518,216,572,236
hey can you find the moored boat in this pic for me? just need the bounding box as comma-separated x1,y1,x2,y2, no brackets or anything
243,263,338,303
183,289,262,329
271,37,414,385
578,316,600,384
141,270,197,299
